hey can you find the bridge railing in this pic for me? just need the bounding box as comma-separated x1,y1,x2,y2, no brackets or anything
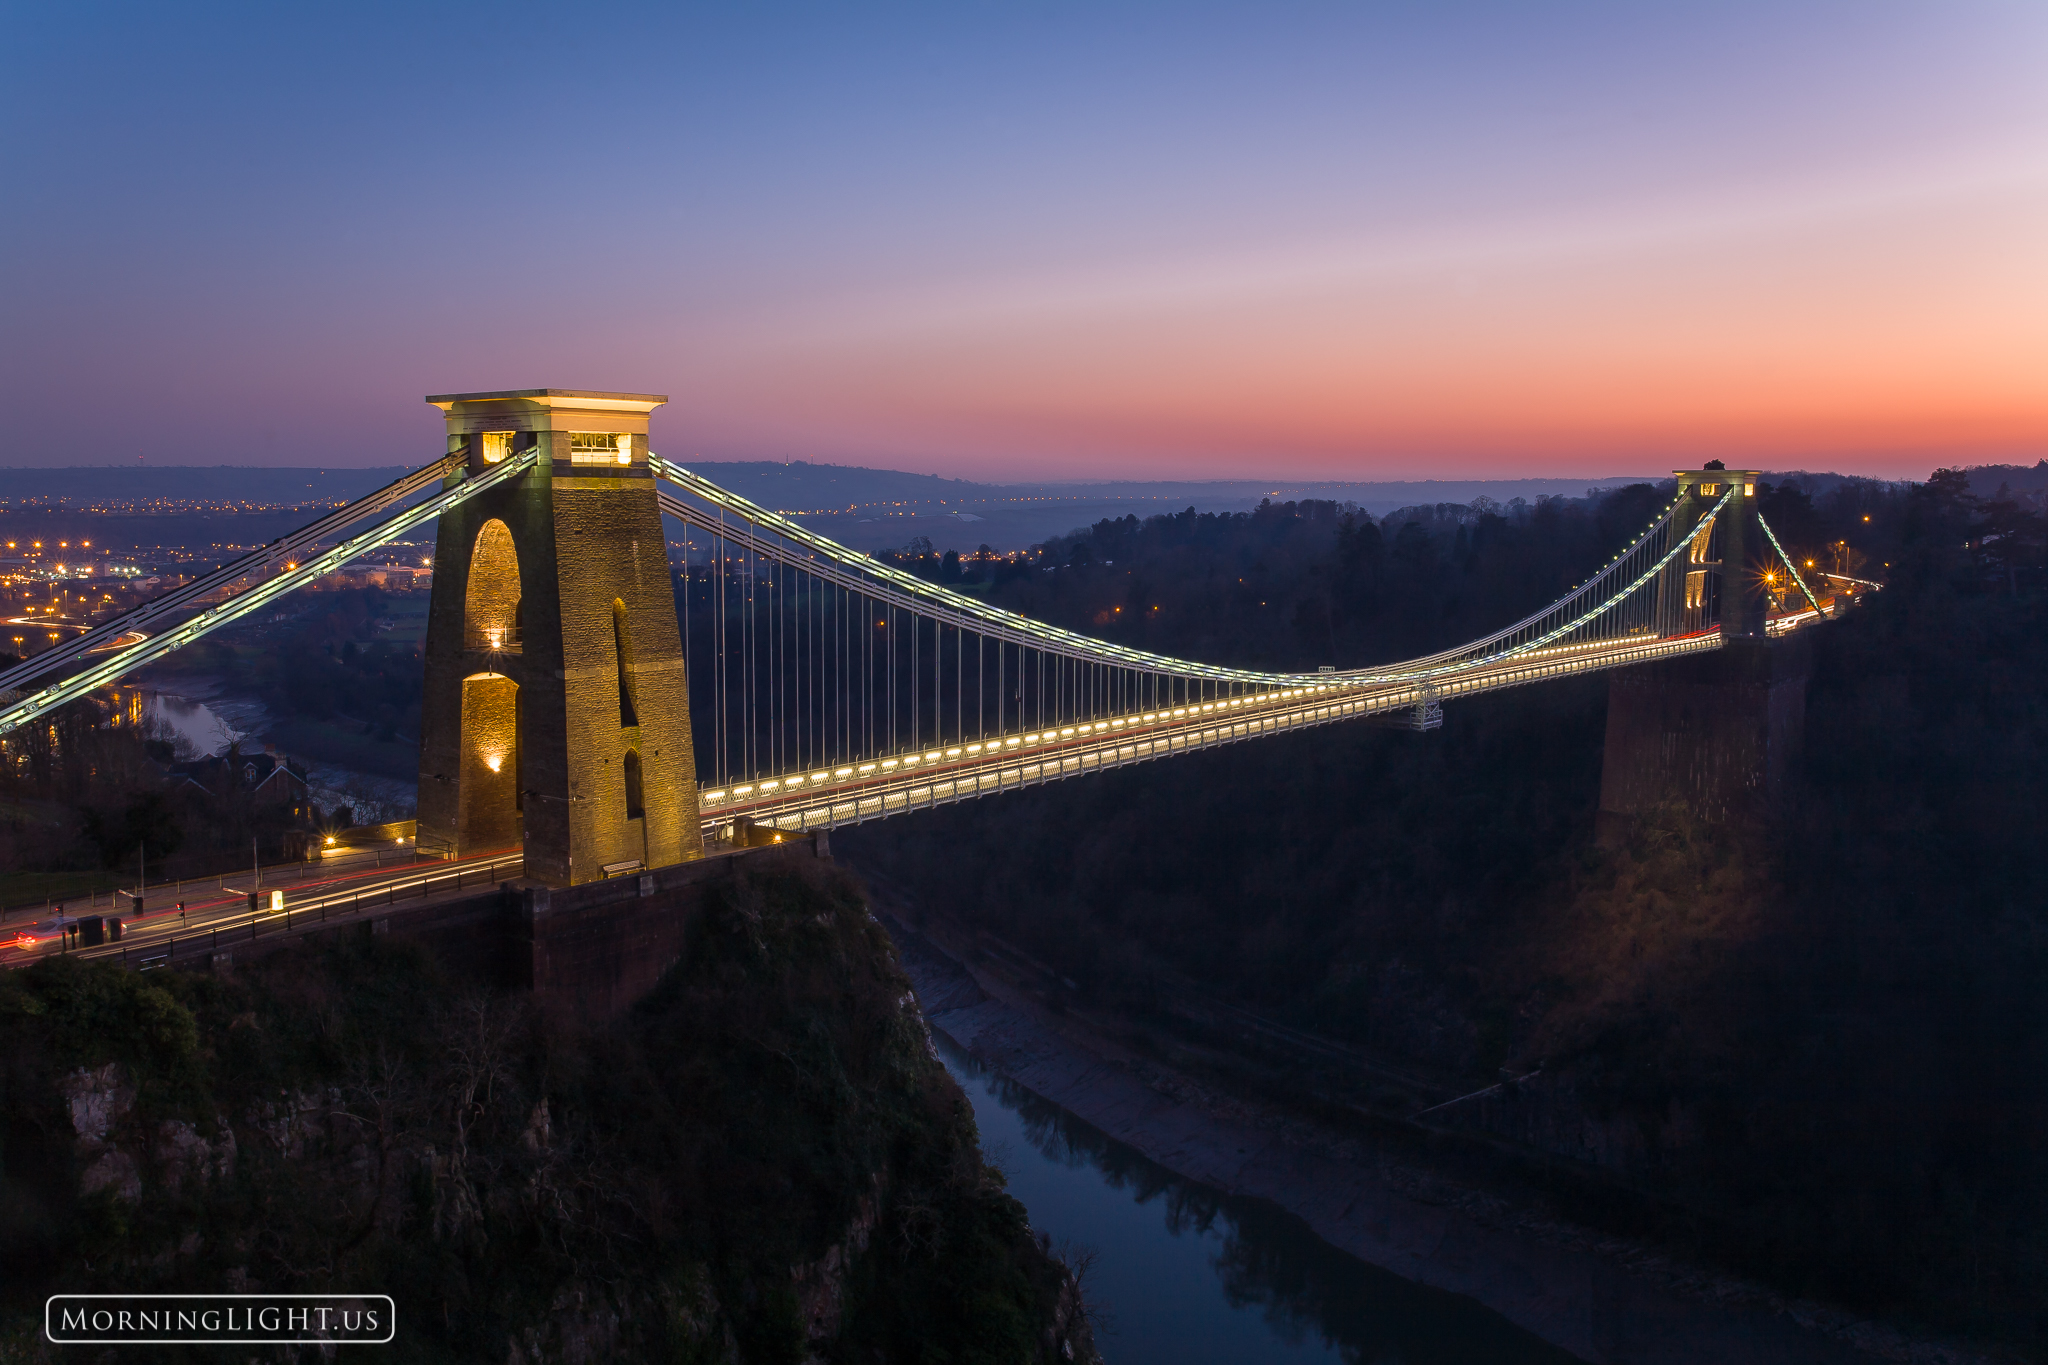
1386,487,1741,680
655,456,1739,687
650,456,1759,800
0,451,536,737
653,456,1326,685
0,453,462,701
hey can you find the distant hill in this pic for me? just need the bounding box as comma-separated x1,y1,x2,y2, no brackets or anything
20,459,2025,554
0,460,1669,513
1961,459,2048,497
0,461,1668,555
667,459,994,513
0,466,413,506
674,463,1682,552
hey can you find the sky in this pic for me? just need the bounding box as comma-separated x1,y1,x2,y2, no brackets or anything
3,2,2044,480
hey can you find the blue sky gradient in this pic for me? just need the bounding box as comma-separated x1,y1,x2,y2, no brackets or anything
5,2,2043,476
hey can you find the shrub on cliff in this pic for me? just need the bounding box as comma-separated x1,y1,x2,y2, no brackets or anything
0,857,1092,1363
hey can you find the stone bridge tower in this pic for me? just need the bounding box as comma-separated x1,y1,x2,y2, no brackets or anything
416,389,701,885
1597,466,1811,839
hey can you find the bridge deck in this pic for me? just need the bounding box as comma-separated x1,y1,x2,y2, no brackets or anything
709,627,1733,837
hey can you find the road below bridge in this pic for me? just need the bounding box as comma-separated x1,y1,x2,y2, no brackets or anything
2,844,525,973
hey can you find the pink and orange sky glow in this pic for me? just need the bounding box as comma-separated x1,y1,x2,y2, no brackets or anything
4,3,2044,480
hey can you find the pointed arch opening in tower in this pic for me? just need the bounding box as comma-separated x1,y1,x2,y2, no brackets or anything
623,748,645,820
612,597,639,728
466,519,522,653
459,671,520,848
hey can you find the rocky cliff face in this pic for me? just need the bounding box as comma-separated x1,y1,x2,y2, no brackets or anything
0,858,1099,1363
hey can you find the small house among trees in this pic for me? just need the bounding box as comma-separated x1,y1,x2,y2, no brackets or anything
166,746,311,823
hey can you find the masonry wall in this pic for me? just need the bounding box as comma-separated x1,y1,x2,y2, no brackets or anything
458,674,521,849
190,837,829,1023
360,884,523,991
419,466,558,858
541,457,701,885
511,841,824,1019
418,441,701,884
1596,635,1811,839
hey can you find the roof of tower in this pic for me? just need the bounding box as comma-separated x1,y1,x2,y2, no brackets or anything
426,389,668,411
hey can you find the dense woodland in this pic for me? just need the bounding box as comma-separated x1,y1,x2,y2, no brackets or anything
0,858,1094,1362
840,465,2048,1350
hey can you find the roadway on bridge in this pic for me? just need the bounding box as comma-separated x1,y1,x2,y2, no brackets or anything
1,844,524,972
0,599,1846,978
709,624,1735,835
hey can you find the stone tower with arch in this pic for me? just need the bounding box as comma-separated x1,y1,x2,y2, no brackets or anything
415,389,701,885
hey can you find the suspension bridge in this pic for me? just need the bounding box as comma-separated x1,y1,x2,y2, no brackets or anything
0,390,1838,890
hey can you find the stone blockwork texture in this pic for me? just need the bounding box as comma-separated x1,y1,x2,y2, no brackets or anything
410,841,829,1021
419,465,556,856
510,842,827,1021
543,462,700,884
1597,634,1810,834
194,838,829,1023
463,517,523,650
458,674,521,848
418,441,701,884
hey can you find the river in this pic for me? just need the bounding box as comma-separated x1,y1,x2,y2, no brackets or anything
141,689,267,758
938,1035,1581,1364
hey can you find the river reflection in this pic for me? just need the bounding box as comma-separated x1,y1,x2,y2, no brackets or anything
938,1036,1581,1365
141,691,252,758
123,690,414,821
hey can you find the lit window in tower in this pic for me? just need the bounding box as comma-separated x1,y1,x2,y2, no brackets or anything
569,432,633,465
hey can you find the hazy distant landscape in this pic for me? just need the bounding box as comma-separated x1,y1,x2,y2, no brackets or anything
3,460,1679,555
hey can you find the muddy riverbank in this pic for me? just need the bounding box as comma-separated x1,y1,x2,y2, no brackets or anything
879,903,1984,1365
